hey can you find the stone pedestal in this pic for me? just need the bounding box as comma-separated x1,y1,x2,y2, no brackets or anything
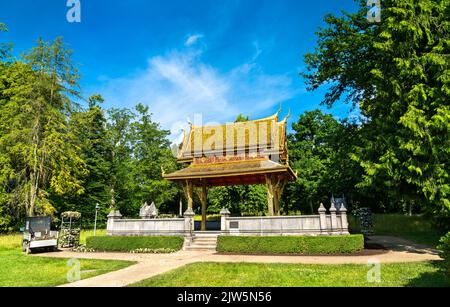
339,204,349,234
106,210,122,235
183,208,195,235
318,203,327,234
330,202,338,234
220,208,231,232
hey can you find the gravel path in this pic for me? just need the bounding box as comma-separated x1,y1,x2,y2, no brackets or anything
33,235,441,287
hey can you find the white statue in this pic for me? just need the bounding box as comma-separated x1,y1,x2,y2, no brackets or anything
139,202,158,219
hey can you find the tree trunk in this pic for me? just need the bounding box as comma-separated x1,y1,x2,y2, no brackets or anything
28,126,40,217
266,175,275,216
200,183,207,231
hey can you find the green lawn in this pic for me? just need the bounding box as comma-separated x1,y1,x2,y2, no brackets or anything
131,262,450,287
0,233,134,287
80,229,107,244
349,214,443,247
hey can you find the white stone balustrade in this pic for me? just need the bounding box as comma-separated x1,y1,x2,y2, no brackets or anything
106,208,194,237
220,202,349,236
106,202,349,237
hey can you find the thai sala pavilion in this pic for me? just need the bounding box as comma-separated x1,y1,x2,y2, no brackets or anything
106,111,349,238
163,111,297,231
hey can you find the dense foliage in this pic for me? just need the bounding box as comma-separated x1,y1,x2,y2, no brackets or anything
0,33,179,231
302,0,450,222
437,232,450,272
282,110,367,214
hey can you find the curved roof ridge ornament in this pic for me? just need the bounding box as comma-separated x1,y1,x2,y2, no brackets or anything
281,108,291,123
286,108,291,119
277,102,282,114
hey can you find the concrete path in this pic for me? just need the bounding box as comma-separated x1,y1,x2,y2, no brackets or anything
56,251,210,287
368,235,439,255
34,235,442,287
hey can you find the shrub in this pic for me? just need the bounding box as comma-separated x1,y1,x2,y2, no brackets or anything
217,235,364,255
61,211,81,219
437,232,450,273
72,245,96,253
60,211,81,248
59,229,81,248
86,236,184,253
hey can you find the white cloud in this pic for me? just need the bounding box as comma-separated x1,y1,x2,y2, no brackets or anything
185,34,204,47
251,41,262,61
98,42,298,142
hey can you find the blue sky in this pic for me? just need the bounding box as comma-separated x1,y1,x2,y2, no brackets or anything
0,0,360,140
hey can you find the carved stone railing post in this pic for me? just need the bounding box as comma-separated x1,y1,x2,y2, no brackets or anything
220,208,231,233
183,208,195,236
340,204,349,234
318,203,327,234
107,210,122,236
330,202,338,234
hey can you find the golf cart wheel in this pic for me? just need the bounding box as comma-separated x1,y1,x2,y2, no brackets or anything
22,241,31,254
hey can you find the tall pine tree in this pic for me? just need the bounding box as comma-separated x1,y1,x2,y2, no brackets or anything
303,0,450,217
0,38,86,218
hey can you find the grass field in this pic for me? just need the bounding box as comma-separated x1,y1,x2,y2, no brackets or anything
131,262,450,287
0,233,134,287
0,216,447,287
80,229,107,244
349,214,443,247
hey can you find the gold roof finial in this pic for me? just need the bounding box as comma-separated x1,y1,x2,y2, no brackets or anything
282,108,291,122
277,102,282,114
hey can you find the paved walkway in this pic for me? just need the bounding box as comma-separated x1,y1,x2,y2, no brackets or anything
34,235,442,287
367,235,439,255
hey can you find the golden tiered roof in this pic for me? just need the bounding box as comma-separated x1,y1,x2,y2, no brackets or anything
177,112,289,162
164,112,296,187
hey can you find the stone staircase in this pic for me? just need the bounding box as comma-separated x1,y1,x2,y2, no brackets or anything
184,232,219,252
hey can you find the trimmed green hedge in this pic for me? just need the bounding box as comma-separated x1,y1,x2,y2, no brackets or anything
86,236,184,253
217,235,364,255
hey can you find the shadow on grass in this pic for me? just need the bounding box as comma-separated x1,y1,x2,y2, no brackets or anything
406,261,450,287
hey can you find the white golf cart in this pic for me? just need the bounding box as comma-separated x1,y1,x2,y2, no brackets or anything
22,216,59,254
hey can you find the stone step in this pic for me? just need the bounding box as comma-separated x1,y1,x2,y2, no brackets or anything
186,247,216,252
191,241,217,246
194,232,221,237
193,238,217,242
185,232,219,251
185,245,217,251
186,249,216,252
